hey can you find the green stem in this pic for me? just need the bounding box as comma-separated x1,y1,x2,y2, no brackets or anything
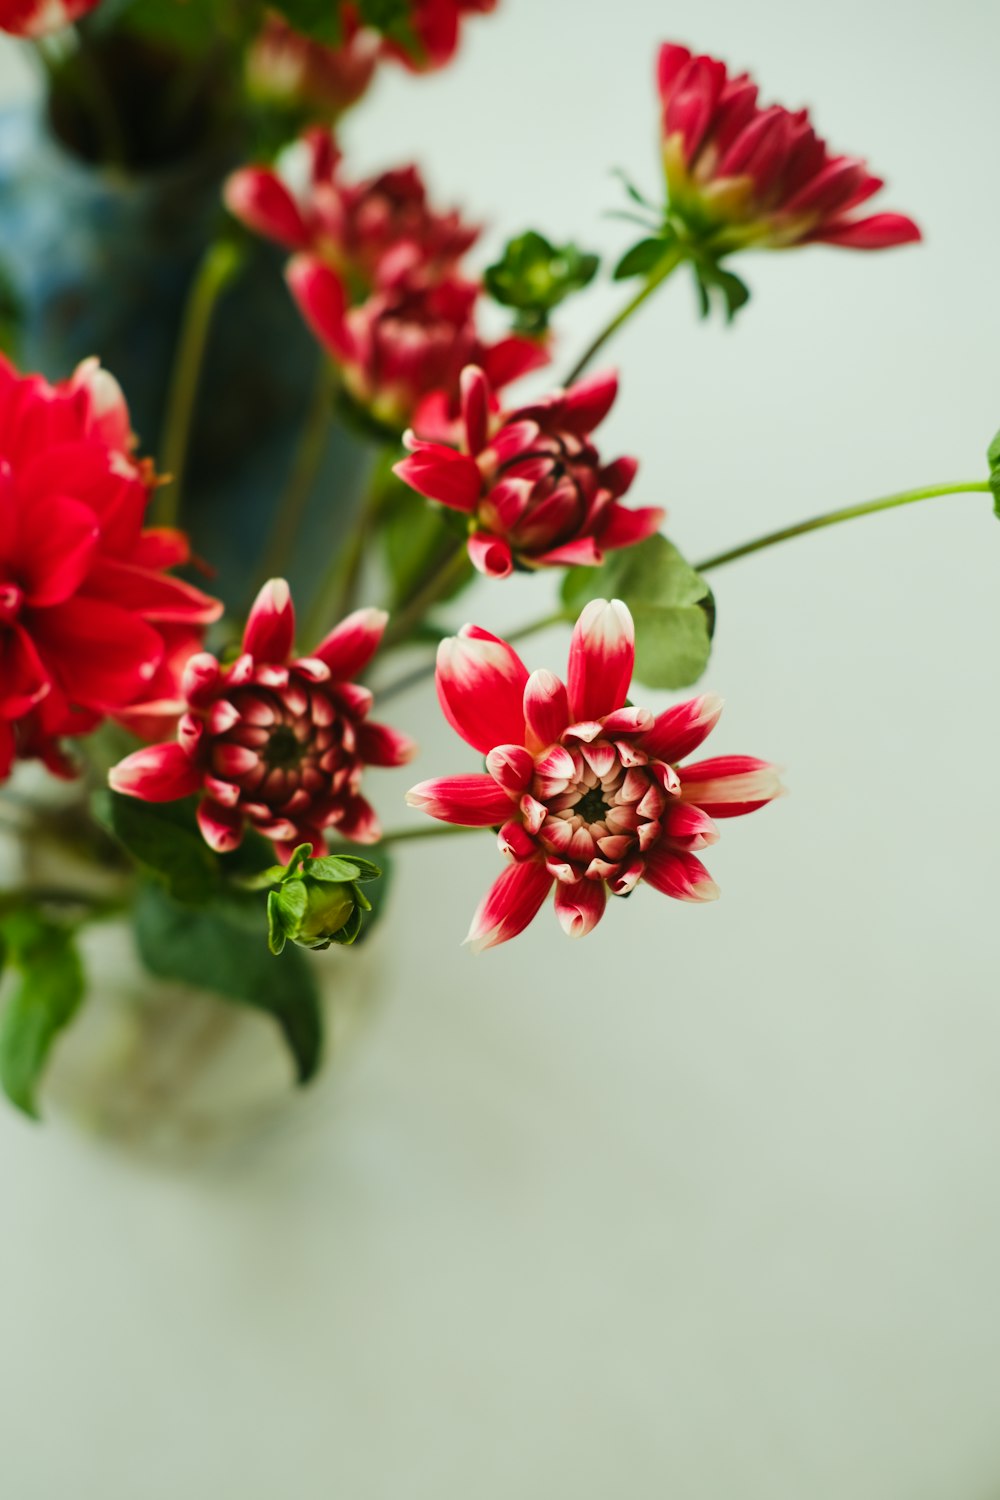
155,240,244,529
250,358,339,605
382,542,473,649
563,243,685,386
695,481,991,573
302,448,395,645
377,822,482,847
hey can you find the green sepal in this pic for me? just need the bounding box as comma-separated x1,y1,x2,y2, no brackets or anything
987,428,1000,518
613,235,676,281
562,535,716,689
690,258,751,323
484,230,600,334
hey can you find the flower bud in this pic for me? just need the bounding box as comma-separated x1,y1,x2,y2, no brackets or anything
265,845,383,953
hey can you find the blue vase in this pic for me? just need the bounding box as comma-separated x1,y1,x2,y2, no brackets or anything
0,100,374,606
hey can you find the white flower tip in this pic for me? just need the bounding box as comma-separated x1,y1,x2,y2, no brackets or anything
259,577,291,610
692,878,721,903
404,785,429,809
461,926,497,955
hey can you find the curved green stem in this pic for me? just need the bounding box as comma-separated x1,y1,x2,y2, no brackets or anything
302,447,395,645
155,240,244,528
377,822,482,847
249,358,339,606
563,244,685,386
382,542,473,649
695,481,991,573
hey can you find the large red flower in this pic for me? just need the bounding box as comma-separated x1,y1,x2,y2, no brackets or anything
109,580,416,860
394,365,663,578
407,600,783,950
0,356,221,781
0,0,99,35
657,42,921,253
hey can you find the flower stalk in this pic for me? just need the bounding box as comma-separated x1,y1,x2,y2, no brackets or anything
563,242,685,385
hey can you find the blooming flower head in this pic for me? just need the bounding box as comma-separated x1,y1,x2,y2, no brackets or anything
246,12,380,121
382,0,498,71
394,365,664,578
407,600,783,950
0,355,221,781
0,0,99,35
109,580,416,860
657,42,921,254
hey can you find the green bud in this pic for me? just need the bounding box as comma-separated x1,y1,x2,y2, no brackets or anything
265,845,382,954
485,230,599,334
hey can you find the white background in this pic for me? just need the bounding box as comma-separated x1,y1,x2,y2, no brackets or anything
3,1,1000,1495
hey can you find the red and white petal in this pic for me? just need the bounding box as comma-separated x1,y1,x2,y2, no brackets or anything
356,719,417,767
286,256,354,362
315,606,388,680
108,741,202,802
554,877,607,938
560,369,618,435
601,705,654,736
533,536,604,569
485,743,534,796
642,693,724,764
406,773,513,826
812,212,922,250
197,796,245,853
642,846,720,902
334,793,381,844
598,455,639,498
662,802,719,852
181,652,223,708
679,755,784,817
597,503,665,552
393,445,482,511
223,167,310,250
459,365,491,454
566,597,634,722
435,624,528,754
462,857,554,953
523,668,569,752
242,578,296,664
467,531,514,578
497,819,535,859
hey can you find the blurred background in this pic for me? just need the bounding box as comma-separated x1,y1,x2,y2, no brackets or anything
2,1,1000,1495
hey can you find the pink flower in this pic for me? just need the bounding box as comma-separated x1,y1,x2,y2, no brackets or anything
0,355,221,782
109,580,416,860
406,600,782,950
394,365,664,578
0,0,99,36
657,42,921,253
382,0,498,71
246,12,379,121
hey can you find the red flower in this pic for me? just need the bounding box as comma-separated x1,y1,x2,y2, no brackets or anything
0,0,99,35
382,0,498,71
225,132,544,430
0,356,221,781
657,42,921,253
225,129,478,289
109,580,416,860
246,12,379,121
394,365,664,578
407,600,782,950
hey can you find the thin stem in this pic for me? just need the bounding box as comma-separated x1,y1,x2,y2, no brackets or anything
249,358,339,605
301,447,394,645
155,240,244,529
695,481,991,574
563,243,685,386
382,542,472,649
376,822,482,847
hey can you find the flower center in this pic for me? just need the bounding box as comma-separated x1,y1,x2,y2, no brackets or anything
574,785,610,824
0,583,23,625
264,722,304,769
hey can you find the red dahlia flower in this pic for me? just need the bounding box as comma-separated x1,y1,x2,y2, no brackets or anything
382,0,497,71
0,356,221,781
246,13,379,121
394,365,664,578
109,580,416,860
657,42,921,253
0,0,99,35
225,130,478,290
407,600,782,950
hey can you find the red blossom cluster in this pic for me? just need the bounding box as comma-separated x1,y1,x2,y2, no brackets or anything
225,129,545,432
0,356,220,781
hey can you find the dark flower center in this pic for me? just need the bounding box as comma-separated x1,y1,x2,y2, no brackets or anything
574,785,610,824
264,723,304,769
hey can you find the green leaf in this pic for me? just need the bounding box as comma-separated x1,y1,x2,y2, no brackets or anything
134,885,323,1084
93,791,219,905
308,854,381,883
0,915,84,1119
484,230,600,333
381,481,472,609
613,236,676,281
353,852,393,945
987,428,1000,519
562,535,715,690
691,259,751,323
